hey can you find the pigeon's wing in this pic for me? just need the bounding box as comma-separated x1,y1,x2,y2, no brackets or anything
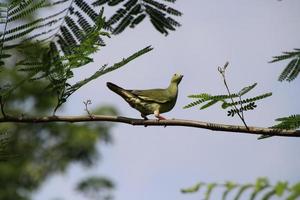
131,89,172,103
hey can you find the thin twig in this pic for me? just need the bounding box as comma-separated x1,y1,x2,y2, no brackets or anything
0,115,299,137
218,62,249,130
83,99,93,118
238,95,245,119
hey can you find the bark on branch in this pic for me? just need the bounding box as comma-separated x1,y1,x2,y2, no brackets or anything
0,115,299,137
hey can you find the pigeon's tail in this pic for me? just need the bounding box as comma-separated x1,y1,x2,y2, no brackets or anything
107,82,133,100
107,82,124,95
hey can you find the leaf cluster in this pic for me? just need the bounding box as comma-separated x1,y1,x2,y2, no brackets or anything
270,49,300,82
272,114,300,130
0,0,152,114
76,176,114,200
184,83,272,117
267,48,300,138
0,105,117,200
93,0,182,35
181,177,300,200
0,131,12,161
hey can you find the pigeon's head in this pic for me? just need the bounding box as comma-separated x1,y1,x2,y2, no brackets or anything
171,73,183,84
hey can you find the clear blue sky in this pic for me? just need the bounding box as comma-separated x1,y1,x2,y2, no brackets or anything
34,1,300,200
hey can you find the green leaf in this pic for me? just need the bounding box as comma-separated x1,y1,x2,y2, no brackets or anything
205,183,217,200
74,0,99,22
183,98,207,109
271,49,300,82
99,0,181,34
76,176,114,192
272,114,300,130
238,83,257,96
188,93,211,99
287,58,300,81
181,182,202,193
287,183,300,200
223,92,272,108
261,189,276,200
278,59,297,81
222,181,237,200
130,13,146,28
250,177,269,200
270,49,300,63
200,99,219,110
92,0,109,6
112,12,134,34
108,0,125,6
233,184,252,200
8,0,46,22
274,181,288,196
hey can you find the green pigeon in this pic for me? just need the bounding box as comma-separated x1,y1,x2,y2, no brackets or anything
107,74,183,120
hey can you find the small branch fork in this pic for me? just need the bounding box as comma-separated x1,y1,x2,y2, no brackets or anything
83,99,93,118
0,115,299,137
218,62,249,130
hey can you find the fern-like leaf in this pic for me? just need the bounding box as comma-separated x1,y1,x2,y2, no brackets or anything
272,114,300,130
227,102,257,117
93,0,182,35
182,178,297,200
222,93,272,109
287,183,300,200
92,0,110,6
204,183,217,200
183,98,208,109
271,49,300,82
233,184,252,200
222,182,237,200
74,0,99,22
250,178,269,200
238,83,257,96
181,183,203,193
200,99,218,110
8,0,46,22
130,13,146,28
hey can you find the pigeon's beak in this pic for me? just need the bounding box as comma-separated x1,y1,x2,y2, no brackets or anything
178,75,183,84
179,75,184,81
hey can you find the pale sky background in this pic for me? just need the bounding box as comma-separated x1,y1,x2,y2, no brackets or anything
34,1,300,200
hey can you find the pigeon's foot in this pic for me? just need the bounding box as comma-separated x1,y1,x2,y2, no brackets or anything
141,114,148,127
156,115,166,120
156,115,167,128
141,114,148,120
154,110,166,120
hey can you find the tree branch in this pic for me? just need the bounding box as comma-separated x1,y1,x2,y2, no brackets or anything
0,115,299,137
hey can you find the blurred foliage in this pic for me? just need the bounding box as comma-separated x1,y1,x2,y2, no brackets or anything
181,177,300,200
0,0,152,113
0,0,166,199
0,0,138,199
0,67,117,199
77,176,114,200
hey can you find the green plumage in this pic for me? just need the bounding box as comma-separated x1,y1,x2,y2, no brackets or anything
107,74,183,119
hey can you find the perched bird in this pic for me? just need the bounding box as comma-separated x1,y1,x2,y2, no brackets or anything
107,74,183,120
